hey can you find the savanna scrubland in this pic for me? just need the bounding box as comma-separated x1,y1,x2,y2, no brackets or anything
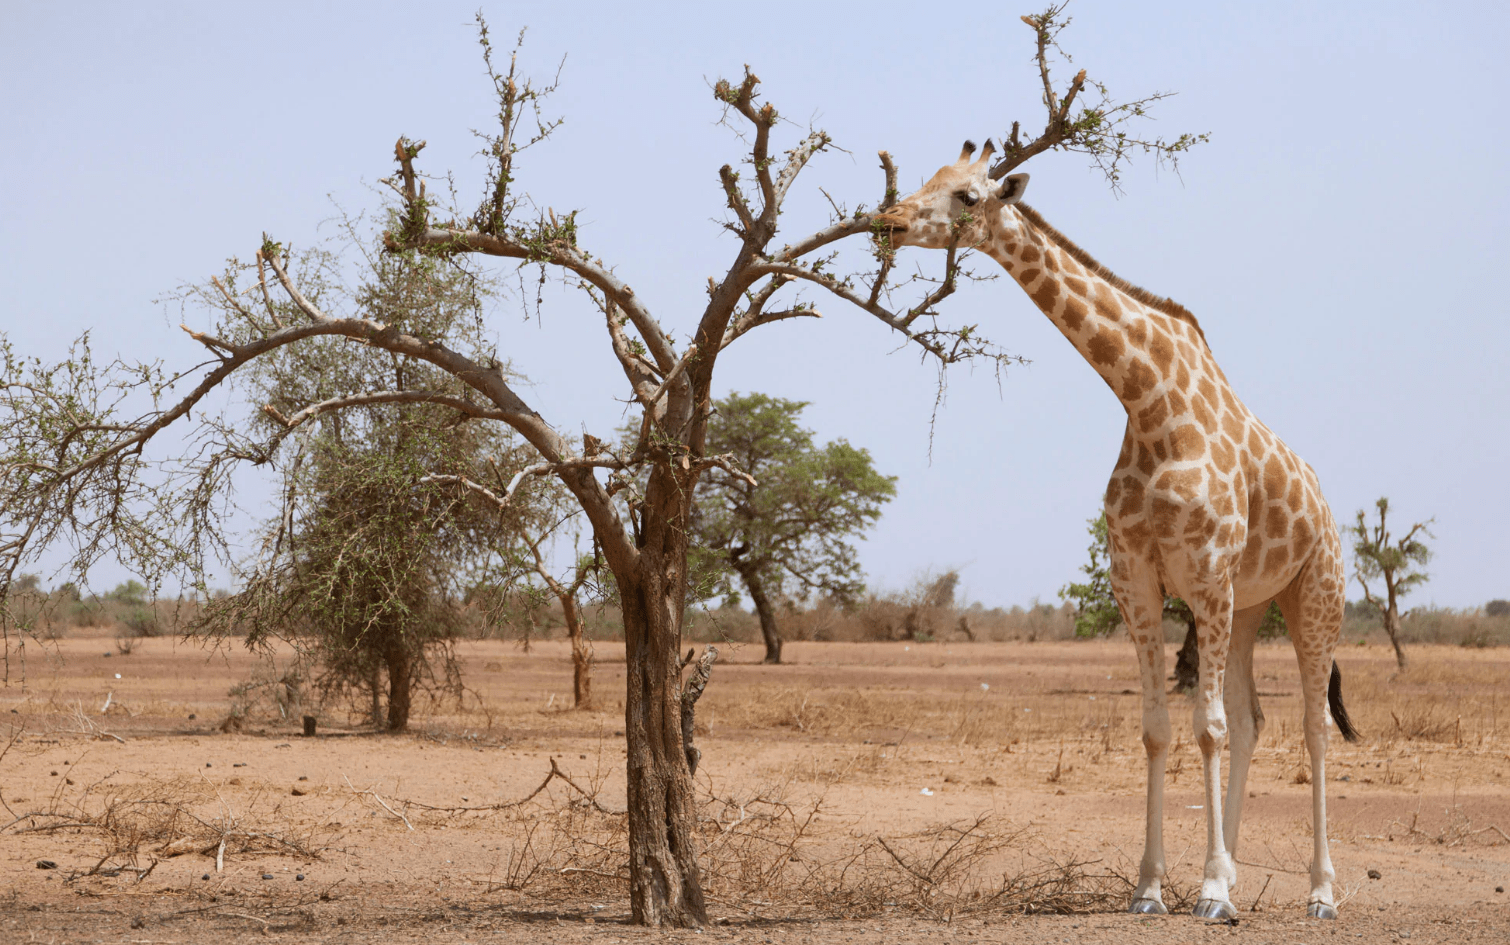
3,588,1509,944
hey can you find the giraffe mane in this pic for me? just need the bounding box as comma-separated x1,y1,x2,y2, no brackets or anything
1013,203,1208,347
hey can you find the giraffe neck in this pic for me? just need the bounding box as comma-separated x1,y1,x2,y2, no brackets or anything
980,205,1231,425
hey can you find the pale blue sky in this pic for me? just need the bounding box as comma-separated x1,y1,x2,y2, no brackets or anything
2,1,1506,608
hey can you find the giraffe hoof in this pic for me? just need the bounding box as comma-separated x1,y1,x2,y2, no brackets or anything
1192,899,1237,921
1128,898,1167,915
1307,901,1338,920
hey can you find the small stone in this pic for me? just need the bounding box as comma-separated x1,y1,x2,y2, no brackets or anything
205,762,212,768
296,874,305,881
202,873,211,881
103,652,111,657
298,775,308,781
35,860,58,870
1368,868,1382,880
233,762,246,768
1497,886,1505,894
291,787,307,796
262,873,274,880
188,713,196,720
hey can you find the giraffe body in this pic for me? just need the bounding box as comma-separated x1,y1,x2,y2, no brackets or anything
875,141,1354,919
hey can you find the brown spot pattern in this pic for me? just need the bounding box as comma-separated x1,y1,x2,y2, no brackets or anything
1136,397,1169,434
1149,328,1175,373
1087,328,1126,366
1062,295,1088,332
1122,360,1158,402
1030,279,1060,311
1168,424,1205,461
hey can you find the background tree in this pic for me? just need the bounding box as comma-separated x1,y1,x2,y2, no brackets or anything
1061,511,1283,689
693,392,895,663
0,10,1200,926
1349,496,1433,670
197,244,546,732
1058,511,1120,638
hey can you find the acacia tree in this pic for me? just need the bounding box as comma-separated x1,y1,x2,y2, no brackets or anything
196,242,549,731
1,10,1200,925
694,392,895,663
1349,496,1433,671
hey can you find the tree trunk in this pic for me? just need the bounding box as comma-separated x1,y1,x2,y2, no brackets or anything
1384,594,1407,671
740,567,782,664
1174,614,1200,691
384,645,412,732
616,545,707,927
369,663,383,730
558,590,593,709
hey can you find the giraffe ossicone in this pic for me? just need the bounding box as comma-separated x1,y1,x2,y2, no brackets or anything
874,140,1359,920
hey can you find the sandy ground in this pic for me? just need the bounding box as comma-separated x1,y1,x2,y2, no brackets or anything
2,634,1508,943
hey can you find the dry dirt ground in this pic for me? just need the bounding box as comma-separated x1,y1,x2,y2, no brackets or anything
2,634,1508,943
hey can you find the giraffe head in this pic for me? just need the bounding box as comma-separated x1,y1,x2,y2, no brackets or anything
873,140,1031,250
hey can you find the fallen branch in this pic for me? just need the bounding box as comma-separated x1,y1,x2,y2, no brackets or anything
344,775,414,831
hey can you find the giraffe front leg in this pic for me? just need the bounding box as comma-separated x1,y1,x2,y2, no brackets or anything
1189,591,1238,921
1115,577,1171,915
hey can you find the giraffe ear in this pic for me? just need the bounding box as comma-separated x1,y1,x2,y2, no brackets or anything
998,173,1030,205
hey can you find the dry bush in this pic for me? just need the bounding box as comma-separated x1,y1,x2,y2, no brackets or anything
349,753,1175,919
1387,799,1510,848
2,769,329,881
1399,606,1510,648
1388,707,1459,743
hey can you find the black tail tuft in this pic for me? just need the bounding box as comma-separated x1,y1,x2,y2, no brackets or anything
1329,661,1360,743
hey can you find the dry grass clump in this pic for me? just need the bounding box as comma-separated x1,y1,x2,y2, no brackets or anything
1,728,329,881
709,683,1136,754
1335,649,1507,748
367,756,1174,919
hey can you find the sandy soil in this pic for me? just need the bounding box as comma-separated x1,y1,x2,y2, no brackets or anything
2,634,1507,943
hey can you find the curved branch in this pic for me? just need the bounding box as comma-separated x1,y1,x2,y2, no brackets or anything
390,227,677,374
261,390,509,453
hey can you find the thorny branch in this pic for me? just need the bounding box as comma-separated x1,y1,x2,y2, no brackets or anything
988,4,1209,189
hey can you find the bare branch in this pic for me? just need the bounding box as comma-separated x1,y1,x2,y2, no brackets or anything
719,165,757,236
423,456,626,513
259,390,508,453
642,344,698,410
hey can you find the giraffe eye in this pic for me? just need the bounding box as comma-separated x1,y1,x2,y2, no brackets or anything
958,191,979,207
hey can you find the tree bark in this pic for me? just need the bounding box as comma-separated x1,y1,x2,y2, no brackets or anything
611,457,708,929
739,567,782,664
558,589,593,709
384,644,412,732
369,663,383,730
1384,590,1407,671
1173,614,1200,691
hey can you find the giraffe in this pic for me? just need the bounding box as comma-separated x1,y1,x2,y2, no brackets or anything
873,140,1360,920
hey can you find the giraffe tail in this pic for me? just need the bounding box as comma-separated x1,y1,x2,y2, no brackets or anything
1328,661,1360,742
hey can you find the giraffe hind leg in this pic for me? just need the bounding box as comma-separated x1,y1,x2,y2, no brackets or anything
1221,602,1270,864
1276,536,1348,918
